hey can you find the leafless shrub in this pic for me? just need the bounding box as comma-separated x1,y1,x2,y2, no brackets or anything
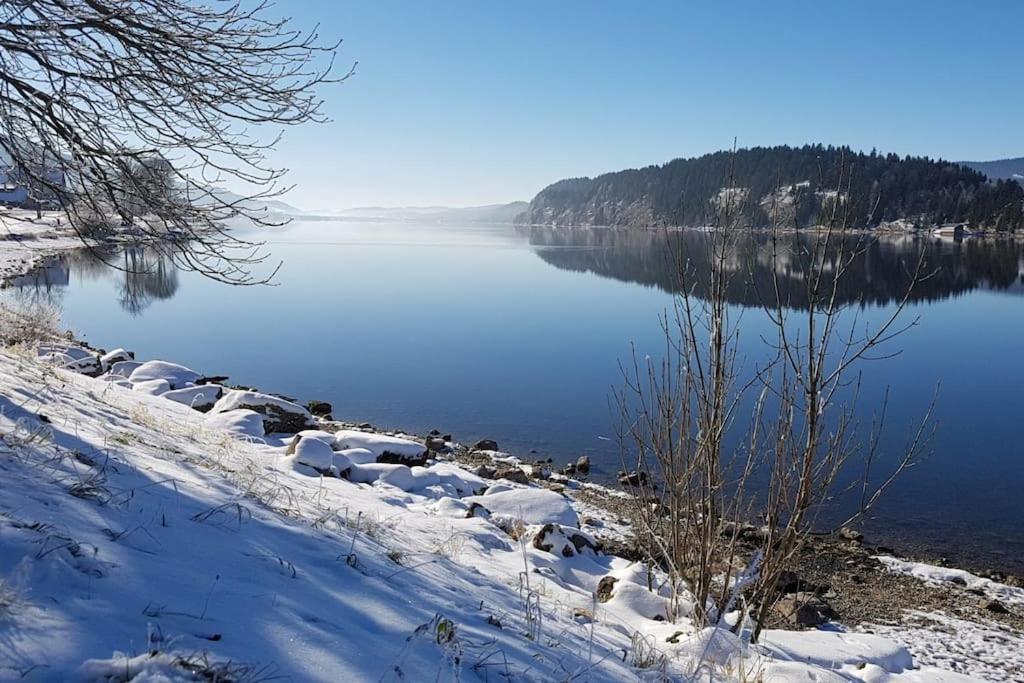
617,151,934,640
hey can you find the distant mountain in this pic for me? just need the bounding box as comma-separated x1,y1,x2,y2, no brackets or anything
959,157,1024,183
520,145,1024,232
327,202,529,224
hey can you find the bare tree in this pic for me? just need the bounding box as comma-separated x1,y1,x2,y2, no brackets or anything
0,0,352,283
616,152,934,641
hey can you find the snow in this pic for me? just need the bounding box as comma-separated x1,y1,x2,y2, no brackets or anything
203,408,265,438
0,209,89,285
0,347,1016,681
759,629,914,673
465,487,580,526
108,360,142,378
291,435,336,471
209,389,312,430
875,556,1024,608
162,384,222,411
862,610,1024,682
336,447,376,465
129,360,201,390
132,378,172,395
332,429,425,460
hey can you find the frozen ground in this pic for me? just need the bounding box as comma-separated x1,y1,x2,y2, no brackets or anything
1,345,1018,681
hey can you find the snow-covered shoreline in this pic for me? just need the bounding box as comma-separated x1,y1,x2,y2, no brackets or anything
2,224,1023,681
2,339,1022,681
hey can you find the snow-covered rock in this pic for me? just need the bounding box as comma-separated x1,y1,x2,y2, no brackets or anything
99,348,133,371
332,430,427,465
336,447,376,465
464,488,578,526
210,390,313,433
292,435,336,472
162,384,223,411
39,344,101,375
204,408,265,439
132,378,171,395
428,462,487,496
129,360,200,389
108,360,143,378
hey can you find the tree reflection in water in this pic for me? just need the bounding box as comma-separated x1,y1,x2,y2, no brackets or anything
9,244,179,316
525,227,1024,308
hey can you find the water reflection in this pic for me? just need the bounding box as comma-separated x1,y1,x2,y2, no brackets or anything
526,227,1024,308
11,245,179,316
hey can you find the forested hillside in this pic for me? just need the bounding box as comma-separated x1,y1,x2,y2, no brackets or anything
519,145,1024,231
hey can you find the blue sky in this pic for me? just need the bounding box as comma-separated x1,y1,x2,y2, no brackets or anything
269,2,1024,209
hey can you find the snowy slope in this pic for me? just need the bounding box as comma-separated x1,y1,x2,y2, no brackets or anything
0,347,1013,681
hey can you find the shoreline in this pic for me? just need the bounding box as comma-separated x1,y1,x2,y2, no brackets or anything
2,213,1021,580
3,223,1024,678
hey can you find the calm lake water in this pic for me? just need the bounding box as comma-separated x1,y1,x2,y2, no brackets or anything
9,220,1024,573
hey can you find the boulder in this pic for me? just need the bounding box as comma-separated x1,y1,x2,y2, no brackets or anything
39,345,102,376
596,576,618,603
306,399,333,417
293,436,336,472
425,435,447,452
576,456,591,475
495,468,530,485
163,384,223,412
983,599,1010,614
532,523,601,557
129,360,201,390
205,409,265,439
108,360,143,378
333,430,428,466
100,348,134,371
210,390,314,434
132,378,171,396
770,593,839,628
472,439,499,451
618,470,648,487
463,488,578,527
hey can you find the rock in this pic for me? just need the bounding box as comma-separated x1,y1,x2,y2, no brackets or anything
474,465,497,479
306,400,333,417
129,360,201,390
293,436,336,472
532,523,601,557
771,593,839,628
209,390,314,434
100,348,133,371
163,384,223,412
838,527,864,543
596,576,618,603
109,360,143,378
618,470,648,487
983,599,1010,614
576,456,591,475
473,439,499,451
466,502,490,519
333,430,428,467
495,468,529,485
442,434,452,442
561,463,577,475
773,571,827,596
424,436,447,452
429,429,441,436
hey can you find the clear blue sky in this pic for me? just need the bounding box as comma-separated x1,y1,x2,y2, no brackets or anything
269,1,1024,210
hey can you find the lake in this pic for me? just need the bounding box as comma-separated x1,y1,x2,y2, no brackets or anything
9,220,1024,574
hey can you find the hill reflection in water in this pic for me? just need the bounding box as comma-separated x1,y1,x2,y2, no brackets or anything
526,226,1024,308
